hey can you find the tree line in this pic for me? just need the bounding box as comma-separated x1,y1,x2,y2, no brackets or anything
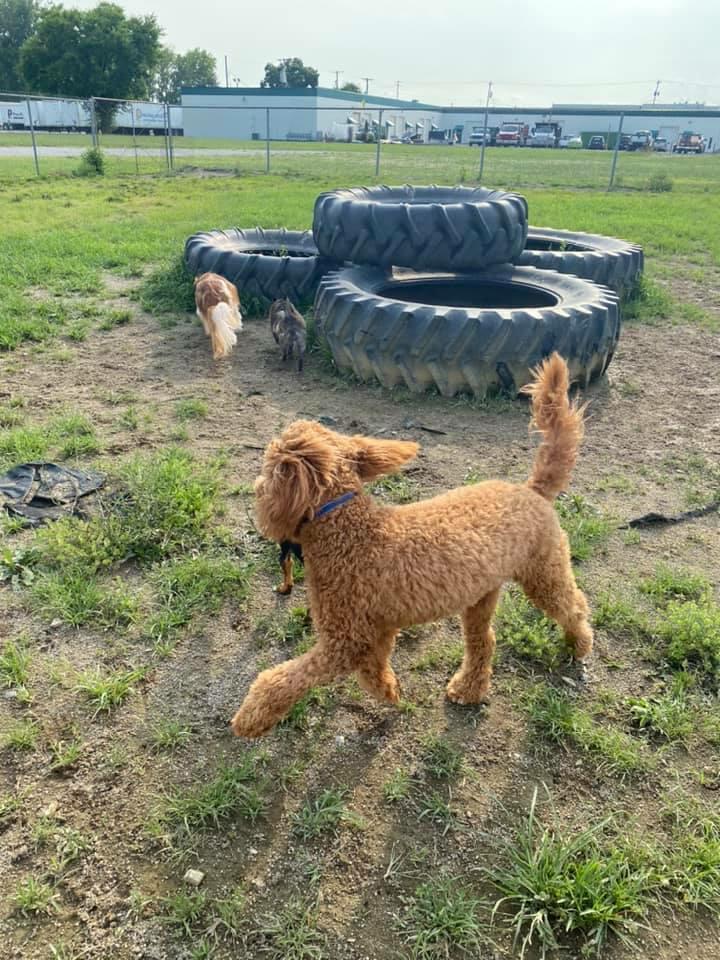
0,0,216,126
0,0,363,128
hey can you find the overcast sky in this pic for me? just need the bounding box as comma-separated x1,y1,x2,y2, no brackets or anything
73,0,719,106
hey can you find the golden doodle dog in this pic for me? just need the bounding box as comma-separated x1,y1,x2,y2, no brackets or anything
194,272,243,360
231,353,592,739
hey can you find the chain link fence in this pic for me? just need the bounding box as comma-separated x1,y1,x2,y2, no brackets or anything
1,90,718,191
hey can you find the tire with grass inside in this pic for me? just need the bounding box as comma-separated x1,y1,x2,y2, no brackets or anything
314,265,620,398
517,227,644,296
184,228,340,304
312,185,529,272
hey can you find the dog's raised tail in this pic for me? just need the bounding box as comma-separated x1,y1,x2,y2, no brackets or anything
209,302,242,359
524,353,585,501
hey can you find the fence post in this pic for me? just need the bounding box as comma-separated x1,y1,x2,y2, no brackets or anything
168,104,175,170
375,109,383,176
265,107,270,173
164,103,171,172
608,112,624,191
131,106,139,174
478,81,492,182
26,99,40,176
90,97,97,146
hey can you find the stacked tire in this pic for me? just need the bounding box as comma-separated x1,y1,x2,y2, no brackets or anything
184,184,643,398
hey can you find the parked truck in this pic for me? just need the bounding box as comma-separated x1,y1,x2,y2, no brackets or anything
530,121,561,147
468,124,498,146
673,131,705,154
629,130,653,151
496,121,529,146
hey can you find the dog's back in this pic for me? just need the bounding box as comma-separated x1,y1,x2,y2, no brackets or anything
194,273,242,359
269,298,306,372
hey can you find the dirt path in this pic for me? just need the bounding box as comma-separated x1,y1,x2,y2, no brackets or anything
1,288,719,960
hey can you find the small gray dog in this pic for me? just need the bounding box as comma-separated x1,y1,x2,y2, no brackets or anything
269,298,306,372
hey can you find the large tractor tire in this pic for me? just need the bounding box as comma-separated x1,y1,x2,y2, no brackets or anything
184,228,339,303
517,226,643,296
314,265,620,398
312,185,528,272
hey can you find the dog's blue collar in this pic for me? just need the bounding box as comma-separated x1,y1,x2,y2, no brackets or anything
313,491,356,520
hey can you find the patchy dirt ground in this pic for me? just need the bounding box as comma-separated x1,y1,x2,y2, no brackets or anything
1,279,719,960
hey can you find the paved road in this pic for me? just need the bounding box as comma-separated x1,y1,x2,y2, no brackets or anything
0,145,329,158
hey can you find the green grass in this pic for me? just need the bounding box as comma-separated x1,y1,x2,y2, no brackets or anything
254,896,326,960
281,687,330,732
3,718,40,751
175,398,209,421
398,875,485,959
421,734,465,779
0,636,31,690
48,738,83,772
486,793,660,958
99,308,133,330
592,592,651,638
416,791,457,834
369,472,418,504
1,151,718,359
497,587,566,667
75,667,145,715
146,554,250,640
33,448,221,573
149,720,192,753
30,571,138,628
525,685,648,775
292,787,351,839
254,605,312,650
658,600,720,685
555,494,614,562
163,889,208,937
154,756,264,838
0,425,50,468
625,685,694,744
639,564,712,605
383,767,412,804
13,876,59,916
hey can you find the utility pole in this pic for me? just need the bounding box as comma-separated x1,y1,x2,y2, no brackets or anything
333,70,343,89
395,80,400,99
652,80,660,105
361,77,373,95
478,80,492,182
224,56,229,88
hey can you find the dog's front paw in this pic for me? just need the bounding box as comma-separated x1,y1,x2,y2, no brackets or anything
446,670,491,706
230,703,274,739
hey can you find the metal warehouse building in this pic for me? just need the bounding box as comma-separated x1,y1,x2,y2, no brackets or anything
181,86,720,149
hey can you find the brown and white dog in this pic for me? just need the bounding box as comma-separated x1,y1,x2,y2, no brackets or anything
269,298,306,372
194,273,243,360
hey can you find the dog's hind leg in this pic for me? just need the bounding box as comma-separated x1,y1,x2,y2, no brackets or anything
446,588,500,705
518,542,593,661
355,630,401,705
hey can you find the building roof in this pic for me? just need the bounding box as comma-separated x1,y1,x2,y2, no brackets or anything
180,86,440,110
180,87,720,119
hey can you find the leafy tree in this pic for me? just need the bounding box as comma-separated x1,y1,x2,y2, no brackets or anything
341,81,361,93
152,47,216,103
20,2,161,130
174,48,216,97
0,0,41,91
152,46,176,104
261,57,318,89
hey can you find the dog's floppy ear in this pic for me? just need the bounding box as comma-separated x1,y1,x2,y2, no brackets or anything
351,436,419,482
255,422,337,541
